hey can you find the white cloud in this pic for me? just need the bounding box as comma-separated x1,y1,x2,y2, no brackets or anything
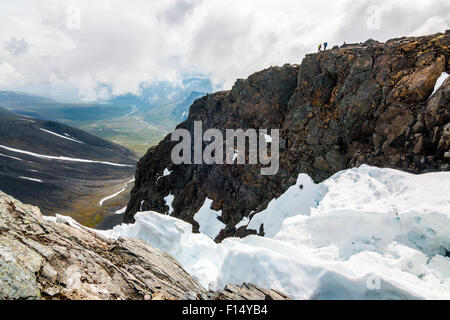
0,0,448,101
411,14,450,37
0,62,25,88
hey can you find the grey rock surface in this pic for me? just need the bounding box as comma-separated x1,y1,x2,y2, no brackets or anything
0,190,289,300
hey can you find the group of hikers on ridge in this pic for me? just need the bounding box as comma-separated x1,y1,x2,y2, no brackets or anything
318,42,328,51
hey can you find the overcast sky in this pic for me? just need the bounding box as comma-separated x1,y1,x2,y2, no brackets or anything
0,0,449,101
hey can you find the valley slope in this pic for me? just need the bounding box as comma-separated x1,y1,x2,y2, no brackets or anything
0,107,137,226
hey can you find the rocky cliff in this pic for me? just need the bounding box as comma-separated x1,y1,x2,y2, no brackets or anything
0,190,289,300
125,31,450,242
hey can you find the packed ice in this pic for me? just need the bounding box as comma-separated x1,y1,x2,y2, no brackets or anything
98,165,450,299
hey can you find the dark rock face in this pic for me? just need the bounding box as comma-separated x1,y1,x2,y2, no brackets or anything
125,31,450,242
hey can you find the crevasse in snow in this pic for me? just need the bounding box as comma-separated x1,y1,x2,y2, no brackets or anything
99,165,450,299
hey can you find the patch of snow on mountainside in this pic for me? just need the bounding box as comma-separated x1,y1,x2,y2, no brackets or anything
19,176,43,183
194,198,226,239
18,118,36,123
248,173,326,237
99,178,135,206
164,194,174,215
99,187,126,206
115,207,127,215
0,144,133,167
235,216,250,229
40,128,84,144
163,168,172,176
0,153,22,161
100,165,450,299
431,72,449,96
263,134,272,143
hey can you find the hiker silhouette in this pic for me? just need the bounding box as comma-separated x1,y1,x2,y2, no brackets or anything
324,42,328,50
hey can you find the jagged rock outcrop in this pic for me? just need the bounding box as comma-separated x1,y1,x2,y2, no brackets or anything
125,31,450,241
0,190,289,300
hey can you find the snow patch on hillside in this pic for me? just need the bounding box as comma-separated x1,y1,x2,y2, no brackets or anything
40,128,84,144
115,207,127,215
17,118,36,123
164,194,174,215
0,153,22,161
194,198,226,240
100,178,135,206
0,144,133,167
248,173,326,237
19,176,43,183
431,72,449,96
99,187,126,206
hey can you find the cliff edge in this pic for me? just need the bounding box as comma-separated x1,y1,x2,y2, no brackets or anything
125,31,450,241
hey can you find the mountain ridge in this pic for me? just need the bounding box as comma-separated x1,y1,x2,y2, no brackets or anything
125,30,450,241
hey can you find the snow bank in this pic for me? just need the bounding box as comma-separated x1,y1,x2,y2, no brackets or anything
156,168,172,183
99,178,135,206
431,72,449,96
194,198,226,239
115,207,127,214
101,211,224,289
99,187,126,206
248,173,326,237
0,153,22,161
19,176,43,183
101,165,450,299
40,128,84,144
164,194,174,215
17,118,36,123
0,144,133,167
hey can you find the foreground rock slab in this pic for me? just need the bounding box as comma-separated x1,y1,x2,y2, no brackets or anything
0,190,289,300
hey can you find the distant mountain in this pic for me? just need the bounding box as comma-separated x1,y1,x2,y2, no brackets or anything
107,77,212,122
0,78,213,155
0,91,56,108
170,91,208,121
0,107,137,227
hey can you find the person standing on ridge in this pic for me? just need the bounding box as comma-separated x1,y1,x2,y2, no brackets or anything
324,42,328,50
318,43,322,52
